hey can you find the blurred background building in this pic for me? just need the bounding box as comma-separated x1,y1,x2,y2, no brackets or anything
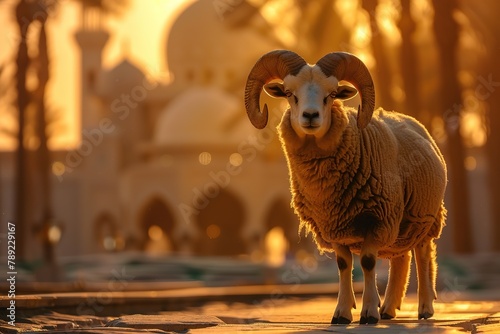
0,0,318,264
0,0,499,274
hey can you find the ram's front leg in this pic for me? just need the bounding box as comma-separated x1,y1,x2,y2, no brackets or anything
360,235,381,324
331,245,356,324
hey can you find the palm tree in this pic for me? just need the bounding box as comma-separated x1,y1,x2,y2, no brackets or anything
432,0,473,253
13,0,35,261
9,0,127,264
486,62,500,251
293,0,350,61
398,0,420,121
361,0,396,111
33,8,56,271
464,1,500,250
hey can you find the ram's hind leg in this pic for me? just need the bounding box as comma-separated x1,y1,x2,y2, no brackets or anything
415,239,437,319
380,251,412,319
331,245,356,324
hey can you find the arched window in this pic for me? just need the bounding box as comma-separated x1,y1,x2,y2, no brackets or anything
264,198,315,263
138,197,177,254
195,190,246,256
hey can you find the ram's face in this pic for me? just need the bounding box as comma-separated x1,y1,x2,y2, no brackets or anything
264,66,357,139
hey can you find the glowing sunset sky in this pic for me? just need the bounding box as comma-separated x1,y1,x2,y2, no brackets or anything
0,0,194,150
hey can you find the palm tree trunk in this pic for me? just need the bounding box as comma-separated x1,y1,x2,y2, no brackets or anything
295,0,348,61
398,0,421,121
14,0,33,261
432,0,474,253
482,38,500,250
34,20,57,265
361,0,396,111
487,81,500,250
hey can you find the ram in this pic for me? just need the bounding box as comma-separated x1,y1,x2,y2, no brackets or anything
244,50,447,324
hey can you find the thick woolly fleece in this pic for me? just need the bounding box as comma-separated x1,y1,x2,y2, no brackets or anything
278,101,447,258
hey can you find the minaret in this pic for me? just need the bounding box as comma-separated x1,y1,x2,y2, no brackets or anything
73,4,117,255
74,4,109,130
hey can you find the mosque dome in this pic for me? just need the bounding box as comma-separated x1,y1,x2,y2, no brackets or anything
154,0,283,148
165,0,277,89
154,86,255,146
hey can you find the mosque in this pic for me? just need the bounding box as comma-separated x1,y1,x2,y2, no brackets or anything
0,0,318,261
6,0,492,262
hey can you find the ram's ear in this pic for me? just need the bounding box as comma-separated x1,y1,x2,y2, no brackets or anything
264,82,287,98
336,85,358,100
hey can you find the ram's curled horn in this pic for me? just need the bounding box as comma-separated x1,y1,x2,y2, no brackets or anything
244,50,307,129
316,52,375,129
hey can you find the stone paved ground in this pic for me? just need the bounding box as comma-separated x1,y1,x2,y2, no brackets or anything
1,286,500,333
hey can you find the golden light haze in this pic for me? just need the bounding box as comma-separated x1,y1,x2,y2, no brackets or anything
0,0,194,150
0,0,488,151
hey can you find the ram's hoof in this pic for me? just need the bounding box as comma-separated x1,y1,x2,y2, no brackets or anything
380,313,394,320
360,316,379,324
418,312,433,320
331,316,351,324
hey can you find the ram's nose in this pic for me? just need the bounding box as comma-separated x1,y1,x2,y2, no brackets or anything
302,110,320,123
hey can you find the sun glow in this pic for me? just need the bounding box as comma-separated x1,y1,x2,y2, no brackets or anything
259,1,298,47
376,0,401,45
265,226,288,267
0,0,193,151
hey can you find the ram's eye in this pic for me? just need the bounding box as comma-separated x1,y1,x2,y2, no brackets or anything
285,91,298,104
324,92,336,104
